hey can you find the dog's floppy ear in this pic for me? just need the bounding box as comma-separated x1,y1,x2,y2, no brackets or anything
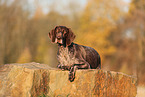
66,28,76,46
48,28,56,43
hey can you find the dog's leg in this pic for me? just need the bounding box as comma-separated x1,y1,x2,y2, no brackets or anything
69,62,90,82
77,60,91,69
57,64,69,70
69,66,78,82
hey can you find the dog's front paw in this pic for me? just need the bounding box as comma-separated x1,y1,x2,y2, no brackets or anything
69,72,75,82
57,64,69,70
61,65,69,70
57,64,62,69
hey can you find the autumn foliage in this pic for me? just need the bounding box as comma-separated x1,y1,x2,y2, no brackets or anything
0,0,144,85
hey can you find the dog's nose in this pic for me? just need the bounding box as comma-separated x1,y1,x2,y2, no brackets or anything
57,36,61,39
56,32,62,39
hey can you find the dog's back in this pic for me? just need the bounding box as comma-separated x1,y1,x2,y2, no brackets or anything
75,43,101,69
83,46,101,69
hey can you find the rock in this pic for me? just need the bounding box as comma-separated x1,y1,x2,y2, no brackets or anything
0,63,137,97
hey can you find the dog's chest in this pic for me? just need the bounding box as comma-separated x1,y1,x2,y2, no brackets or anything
57,47,79,66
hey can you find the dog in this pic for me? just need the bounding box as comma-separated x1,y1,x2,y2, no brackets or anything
48,26,101,82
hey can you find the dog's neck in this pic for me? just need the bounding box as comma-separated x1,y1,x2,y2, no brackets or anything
58,42,74,48
58,43,65,47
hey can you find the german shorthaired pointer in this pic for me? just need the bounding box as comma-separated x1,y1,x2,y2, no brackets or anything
48,26,101,82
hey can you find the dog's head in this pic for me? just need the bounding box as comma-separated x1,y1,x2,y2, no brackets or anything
48,26,76,46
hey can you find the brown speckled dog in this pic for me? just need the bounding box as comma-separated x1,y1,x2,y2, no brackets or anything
48,26,101,82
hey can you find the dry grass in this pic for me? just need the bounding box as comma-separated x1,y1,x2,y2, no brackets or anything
137,86,145,97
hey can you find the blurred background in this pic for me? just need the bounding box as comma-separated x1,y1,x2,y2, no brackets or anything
0,0,144,89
